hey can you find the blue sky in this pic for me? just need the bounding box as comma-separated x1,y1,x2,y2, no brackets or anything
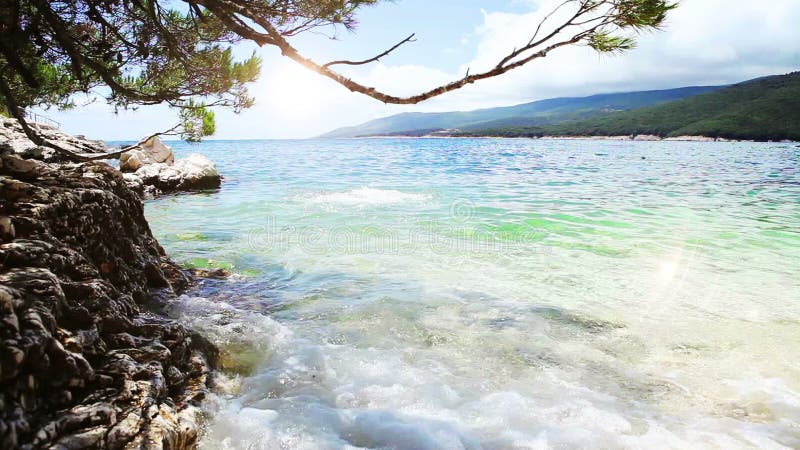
38,0,800,141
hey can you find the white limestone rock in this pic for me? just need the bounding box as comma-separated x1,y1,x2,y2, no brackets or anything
172,153,221,190
119,136,175,172
0,118,108,161
131,154,221,196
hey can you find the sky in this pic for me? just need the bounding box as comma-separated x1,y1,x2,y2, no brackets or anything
37,0,800,141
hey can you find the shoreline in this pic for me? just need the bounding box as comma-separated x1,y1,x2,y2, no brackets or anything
0,121,219,449
349,134,798,143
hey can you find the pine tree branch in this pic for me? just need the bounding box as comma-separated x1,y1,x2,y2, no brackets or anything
323,34,416,69
87,124,183,161
255,12,602,105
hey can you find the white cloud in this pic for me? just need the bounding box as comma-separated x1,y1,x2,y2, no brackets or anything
352,0,800,114
458,0,800,103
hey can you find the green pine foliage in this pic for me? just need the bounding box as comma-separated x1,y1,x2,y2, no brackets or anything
0,0,376,141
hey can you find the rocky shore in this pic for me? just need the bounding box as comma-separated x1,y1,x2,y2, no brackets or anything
1,122,219,449
1,118,222,199
0,118,108,162
119,137,221,199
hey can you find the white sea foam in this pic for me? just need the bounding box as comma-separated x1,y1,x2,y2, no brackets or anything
165,295,800,450
308,187,431,206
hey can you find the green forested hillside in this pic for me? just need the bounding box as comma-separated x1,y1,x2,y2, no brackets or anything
465,72,800,141
319,86,723,138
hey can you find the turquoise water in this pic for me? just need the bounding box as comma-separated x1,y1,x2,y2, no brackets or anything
147,139,800,449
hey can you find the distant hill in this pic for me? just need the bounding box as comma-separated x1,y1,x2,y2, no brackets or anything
463,72,800,141
319,85,725,138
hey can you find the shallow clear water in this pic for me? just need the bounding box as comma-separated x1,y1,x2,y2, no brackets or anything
146,139,800,449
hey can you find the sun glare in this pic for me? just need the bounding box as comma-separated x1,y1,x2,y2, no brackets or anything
658,258,680,282
264,63,326,119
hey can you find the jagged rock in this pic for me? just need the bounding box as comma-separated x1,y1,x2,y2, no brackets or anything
0,118,108,162
0,158,215,449
0,216,14,242
135,163,178,186
121,173,144,197
130,154,221,197
1,154,45,177
119,136,175,172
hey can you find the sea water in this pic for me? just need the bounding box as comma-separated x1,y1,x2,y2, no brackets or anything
144,138,800,449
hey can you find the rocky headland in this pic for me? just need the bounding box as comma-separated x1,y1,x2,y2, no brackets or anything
1,118,223,199
0,120,221,449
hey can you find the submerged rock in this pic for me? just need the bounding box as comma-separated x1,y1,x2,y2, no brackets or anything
0,155,216,449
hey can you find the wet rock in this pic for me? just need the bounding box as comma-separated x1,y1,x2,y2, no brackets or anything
0,157,215,449
190,268,230,279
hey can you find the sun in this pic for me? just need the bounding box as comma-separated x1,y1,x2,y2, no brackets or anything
262,61,326,119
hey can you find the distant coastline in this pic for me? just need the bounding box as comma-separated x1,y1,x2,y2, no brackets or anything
322,72,800,143
349,134,798,143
